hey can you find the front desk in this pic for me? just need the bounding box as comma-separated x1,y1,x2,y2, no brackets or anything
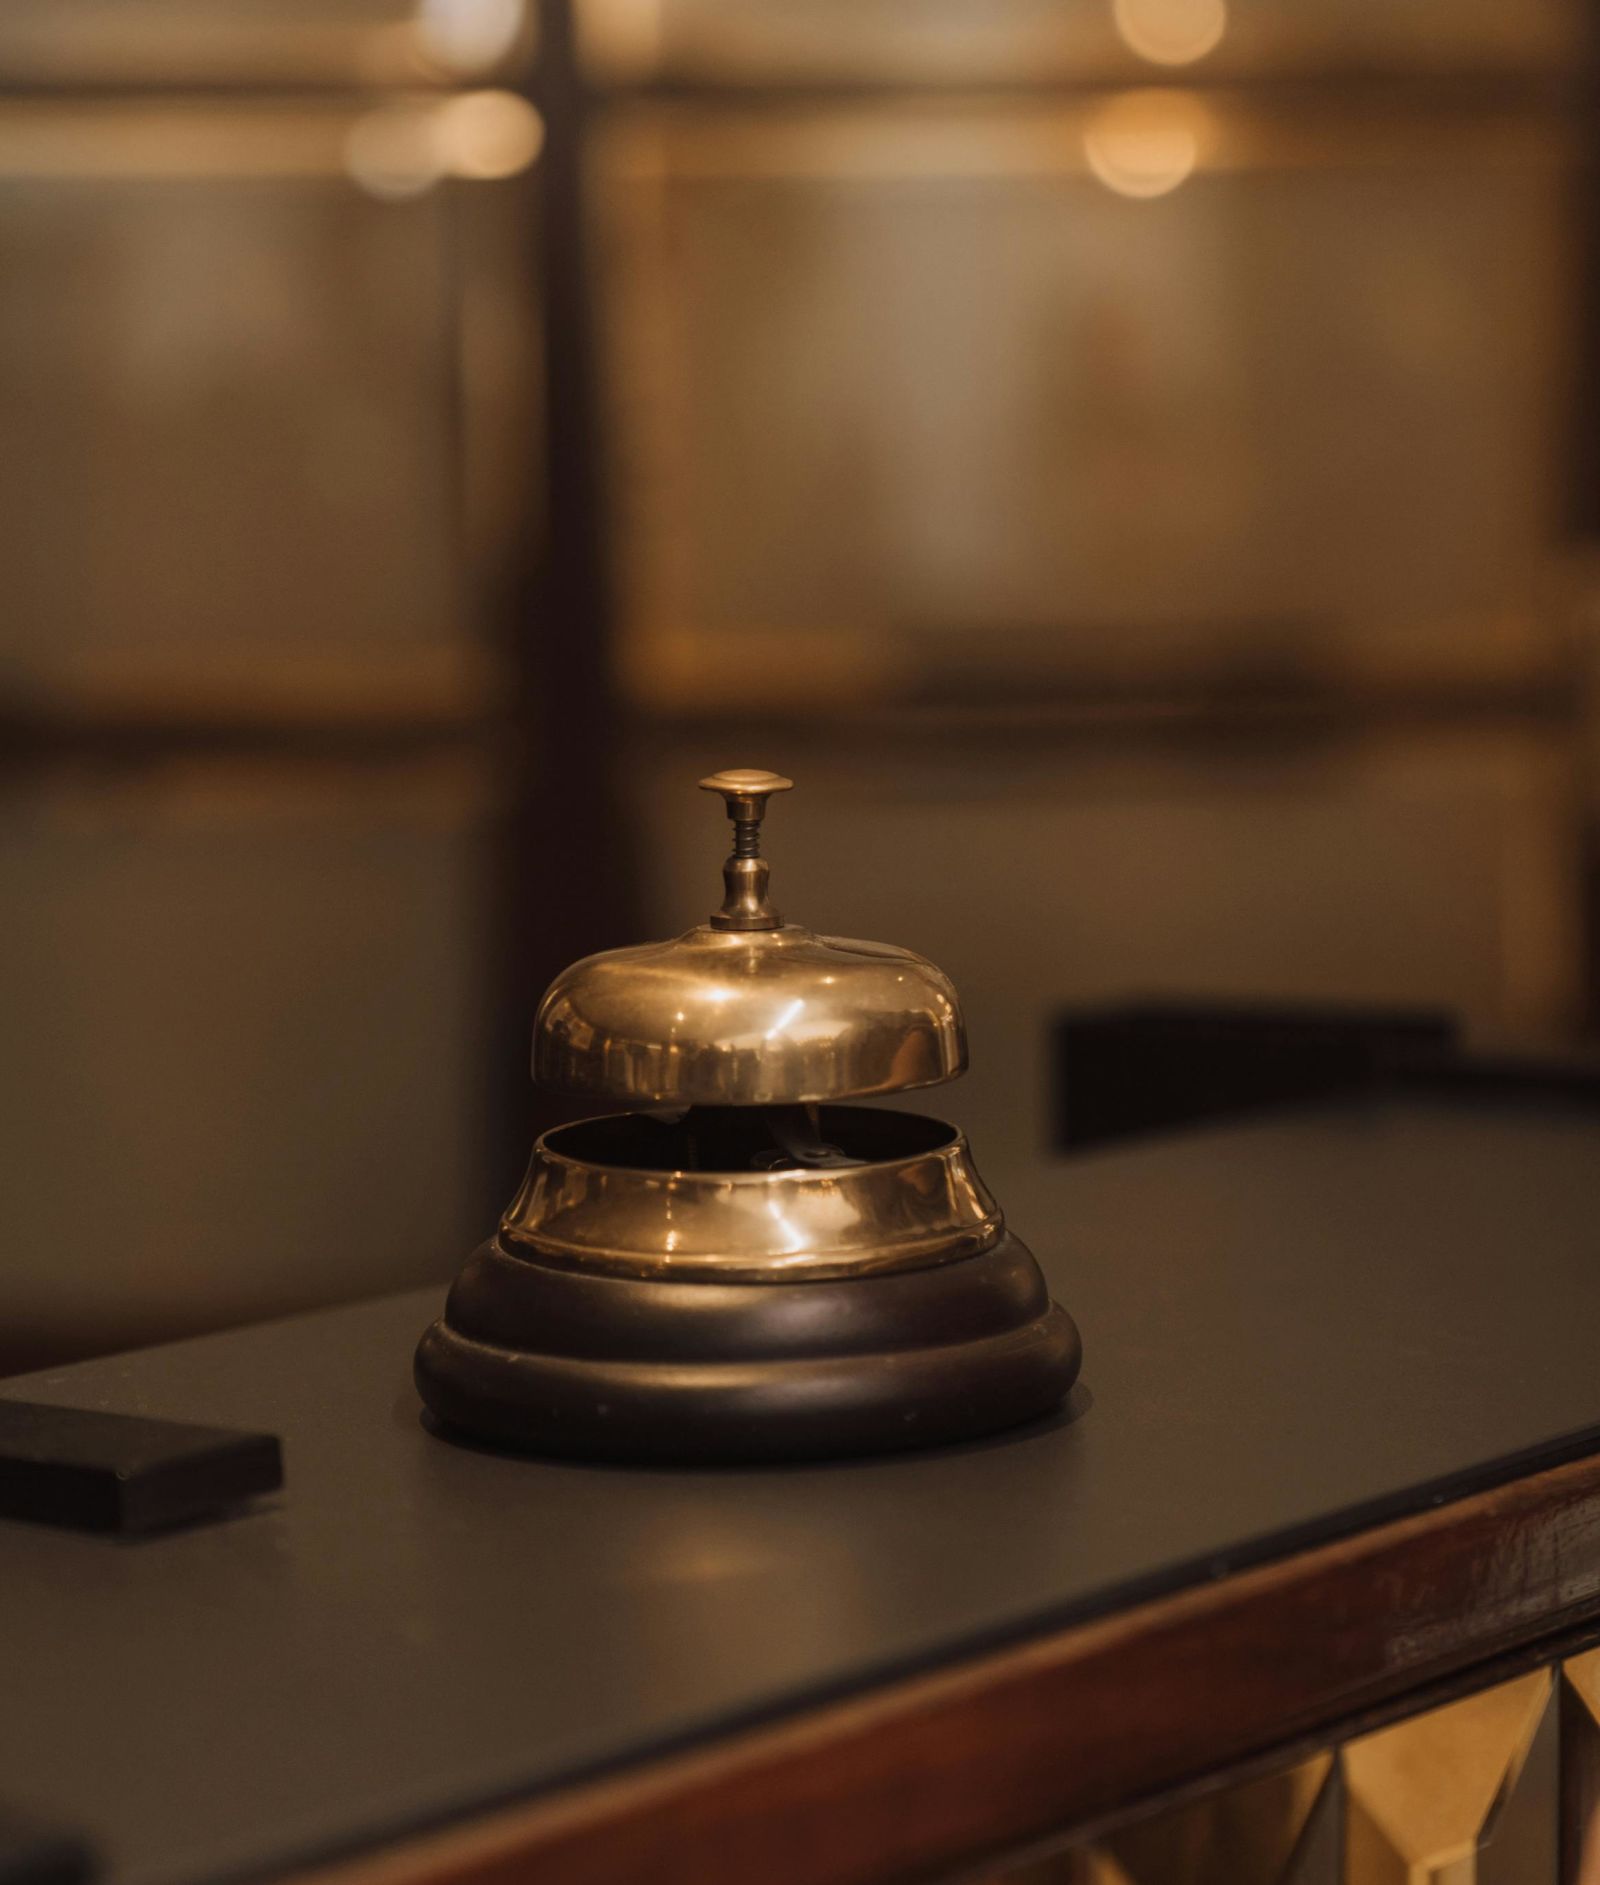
6,1096,1600,1884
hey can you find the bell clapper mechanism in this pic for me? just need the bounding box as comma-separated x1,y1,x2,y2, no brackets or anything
415,771,1081,1462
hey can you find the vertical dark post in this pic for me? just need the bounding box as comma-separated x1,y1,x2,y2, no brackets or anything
1572,0,1600,1033
491,0,639,1192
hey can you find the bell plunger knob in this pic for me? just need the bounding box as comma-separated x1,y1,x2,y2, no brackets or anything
699,769,794,931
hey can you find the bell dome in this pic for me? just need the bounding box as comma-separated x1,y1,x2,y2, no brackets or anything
532,772,965,1108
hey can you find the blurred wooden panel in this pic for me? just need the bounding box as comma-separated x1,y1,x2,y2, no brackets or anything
0,0,534,91
0,757,495,1369
0,115,543,722
596,101,1573,718
576,0,1578,89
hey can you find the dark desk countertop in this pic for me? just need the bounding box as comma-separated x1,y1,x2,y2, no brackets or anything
5,1097,1600,1885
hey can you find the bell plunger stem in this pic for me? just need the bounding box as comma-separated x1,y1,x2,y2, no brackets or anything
698,769,794,932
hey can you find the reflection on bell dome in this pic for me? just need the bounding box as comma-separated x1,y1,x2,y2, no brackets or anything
534,924,967,1107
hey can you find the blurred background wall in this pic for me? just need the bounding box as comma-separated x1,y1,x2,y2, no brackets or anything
3,0,1598,1367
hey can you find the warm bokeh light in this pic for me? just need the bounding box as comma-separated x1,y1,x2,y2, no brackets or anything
345,89,542,196
1112,0,1227,67
414,0,525,75
433,88,544,179
1082,89,1210,198
344,103,443,198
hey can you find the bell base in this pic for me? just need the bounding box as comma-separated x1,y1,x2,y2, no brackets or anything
414,1232,1080,1464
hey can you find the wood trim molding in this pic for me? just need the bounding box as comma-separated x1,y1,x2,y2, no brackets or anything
293,1448,1600,1885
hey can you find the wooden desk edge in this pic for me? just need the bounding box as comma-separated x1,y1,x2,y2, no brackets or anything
291,1447,1600,1885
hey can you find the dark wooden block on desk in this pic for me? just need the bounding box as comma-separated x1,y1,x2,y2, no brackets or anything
1051,999,1457,1149
1050,996,1600,1152
4,1096,1600,1884
0,1806,94,1885
0,1402,281,1534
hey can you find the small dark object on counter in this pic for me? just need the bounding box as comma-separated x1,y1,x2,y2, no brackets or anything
0,1803,95,1885
0,1400,282,1534
1052,998,1600,1151
1053,999,1455,1149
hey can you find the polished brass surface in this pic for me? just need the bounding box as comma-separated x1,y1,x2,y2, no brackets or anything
423,766,1077,1457
1047,1754,1338,1885
699,766,793,932
698,767,794,810
534,921,965,1106
534,771,965,1105
500,1106,1001,1281
1344,1669,1556,1881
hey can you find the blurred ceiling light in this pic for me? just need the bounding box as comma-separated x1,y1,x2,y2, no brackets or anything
1112,0,1226,66
415,0,525,74
1082,89,1210,198
432,89,543,179
345,90,542,196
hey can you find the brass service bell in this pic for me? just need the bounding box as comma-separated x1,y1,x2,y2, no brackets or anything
414,771,1081,1461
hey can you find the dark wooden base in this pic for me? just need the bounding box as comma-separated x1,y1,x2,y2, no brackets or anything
414,1232,1081,1463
